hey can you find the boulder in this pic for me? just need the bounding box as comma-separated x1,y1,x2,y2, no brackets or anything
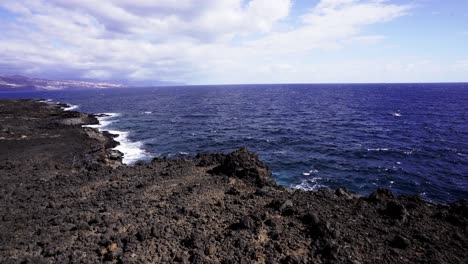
212,148,274,187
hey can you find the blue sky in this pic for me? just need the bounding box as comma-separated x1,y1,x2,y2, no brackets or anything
0,0,467,84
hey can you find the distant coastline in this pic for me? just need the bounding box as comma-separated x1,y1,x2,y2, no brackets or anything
0,75,186,91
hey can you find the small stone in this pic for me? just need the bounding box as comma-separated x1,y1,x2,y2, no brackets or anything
301,212,320,225
279,200,293,211
109,247,123,259
280,200,296,216
136,228,150,241
47,201,57,209
255,186,273,196
240,216,256,230
108,150,123,160
226,186,240,195
390,235,410,249
108,243,118,252
205,244,216,256
281,255,302,264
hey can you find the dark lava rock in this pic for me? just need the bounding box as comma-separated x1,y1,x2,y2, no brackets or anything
195,153,226,167
108,150,124,160
281,255,304,264
212,147,274,187
389,235,411,249
384,200,409,222
239,216,257,230
255,186,276,196
226,186,241,195
446,200,468,227
301,212,320,226
1,100,467,264
368,188,395,203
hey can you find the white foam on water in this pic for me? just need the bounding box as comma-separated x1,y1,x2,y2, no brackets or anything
179,152,189,155
392,110,402,117
63,104,79,111
82,113,119,129
404,148,416,155
108,130,149,165
83,112,150,165
302,169,319,176
367,148,389,152
103,113,121,118
143,111,152,114
293,177,325,191
273,150,287,155
38,99,79,111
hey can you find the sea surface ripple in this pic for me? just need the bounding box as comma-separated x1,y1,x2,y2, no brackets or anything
2,83,467,203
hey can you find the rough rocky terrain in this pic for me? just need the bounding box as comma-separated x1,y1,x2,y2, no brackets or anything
0,99,466,263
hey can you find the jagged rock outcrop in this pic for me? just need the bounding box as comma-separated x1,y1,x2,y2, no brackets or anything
212,147,275,187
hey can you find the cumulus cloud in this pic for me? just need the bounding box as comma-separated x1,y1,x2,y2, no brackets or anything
0,0,415,84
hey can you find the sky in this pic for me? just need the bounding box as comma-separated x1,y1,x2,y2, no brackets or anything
0,0,467,85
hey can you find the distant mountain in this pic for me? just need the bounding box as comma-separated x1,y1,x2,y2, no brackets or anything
0,75,125,91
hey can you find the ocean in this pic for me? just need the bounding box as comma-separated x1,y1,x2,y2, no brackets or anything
1,83,467,203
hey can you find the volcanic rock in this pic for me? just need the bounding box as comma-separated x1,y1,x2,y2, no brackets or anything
0,99,466,264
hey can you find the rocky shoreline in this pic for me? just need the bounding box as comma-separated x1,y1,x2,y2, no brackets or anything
0,99,466,263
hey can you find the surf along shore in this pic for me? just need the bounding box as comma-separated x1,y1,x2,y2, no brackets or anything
0,99,466,263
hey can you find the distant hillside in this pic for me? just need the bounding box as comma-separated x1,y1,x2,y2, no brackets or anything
0,75,125,91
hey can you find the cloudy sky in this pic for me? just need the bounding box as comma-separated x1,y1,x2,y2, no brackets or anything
0,0,467,85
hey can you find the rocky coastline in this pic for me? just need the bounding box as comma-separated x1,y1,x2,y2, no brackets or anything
0,99,466,263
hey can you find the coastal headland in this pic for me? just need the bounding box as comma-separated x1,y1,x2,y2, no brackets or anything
0,99,466,263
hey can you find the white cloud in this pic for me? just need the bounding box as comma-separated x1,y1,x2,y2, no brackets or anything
303,0,409,26
452,60,468,72
345,35,387,44
0,0,422,84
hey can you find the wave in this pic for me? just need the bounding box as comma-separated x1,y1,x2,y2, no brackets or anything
293,177,326,191
392,110,402,117
39,101,149,164
367,148,389,152
302,169,319,176
63,104,79,111
83,113,119,129
38,99,79,111
108,130,149,165
83,113,150,165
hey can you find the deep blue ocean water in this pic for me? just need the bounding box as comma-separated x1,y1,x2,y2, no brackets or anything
1,83,467,203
